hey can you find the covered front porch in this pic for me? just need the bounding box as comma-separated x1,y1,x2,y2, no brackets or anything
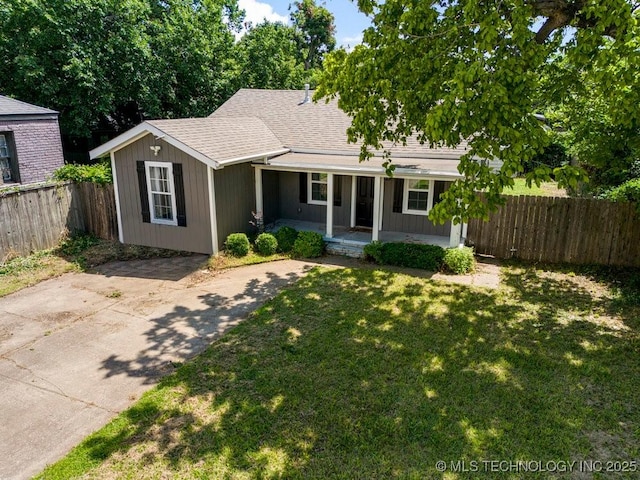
267,219,451,249
254,154,465,256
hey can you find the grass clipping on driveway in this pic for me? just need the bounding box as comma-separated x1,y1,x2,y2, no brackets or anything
38,266,639,479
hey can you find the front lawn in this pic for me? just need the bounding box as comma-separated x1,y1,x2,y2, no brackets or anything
38,265,639,479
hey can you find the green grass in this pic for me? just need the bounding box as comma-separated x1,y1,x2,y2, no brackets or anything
37,264,640,479
504,178,567,197
0,249,78,297
208,251,289,271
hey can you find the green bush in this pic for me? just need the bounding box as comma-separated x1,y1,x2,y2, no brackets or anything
363,241,384,264
225,233,250,257
52,161,112,185
443,246,476,274
292,231,325,258
254,233,278,256
275,226,298,253
602,178,640,205
382,242,445,271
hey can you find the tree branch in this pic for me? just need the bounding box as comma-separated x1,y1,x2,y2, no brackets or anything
530,0,585,43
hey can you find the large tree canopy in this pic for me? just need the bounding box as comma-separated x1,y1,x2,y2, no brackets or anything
0,0,241,139
237,21,306,89
290,0,336,71
317,0,640,222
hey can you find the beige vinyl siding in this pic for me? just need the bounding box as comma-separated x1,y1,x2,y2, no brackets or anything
277,171,351,227
382,178,452,236
114,134,212,254
214,162,256,248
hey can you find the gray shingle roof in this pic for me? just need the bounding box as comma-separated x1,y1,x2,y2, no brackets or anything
210,88,470,158
147,117,284,164
0,95,58,116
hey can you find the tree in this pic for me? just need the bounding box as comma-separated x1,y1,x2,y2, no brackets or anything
290,0,336,71
542,70,640,193
317,0,640,222
237,21,306,89
0,0,241,147
0,0,152,138
144,0,242,120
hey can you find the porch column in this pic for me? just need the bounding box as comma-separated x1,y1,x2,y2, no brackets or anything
372,176,381,241
326,173,334,238
449,220,462,247
254,166,263,215
378,177,385,231
350,175,357,228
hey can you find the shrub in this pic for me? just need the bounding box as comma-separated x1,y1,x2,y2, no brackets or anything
292,231,325,258
602,178,640,205
379,242,445,271
52,161,112,185
225,233,250,257
254,233,278,256
58,232,101,256
275,226,298,253
363,241,384,264
443,246,476,274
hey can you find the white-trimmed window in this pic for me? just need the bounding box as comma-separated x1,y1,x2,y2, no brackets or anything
403,179,434,216
308,172,328,205
145,161,178,225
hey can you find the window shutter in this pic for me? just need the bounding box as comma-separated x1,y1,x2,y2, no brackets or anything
392,178,404,213
299,172,308,203
173,163,187,227
333,175,342,207
136,161,150,223
432,180,446,206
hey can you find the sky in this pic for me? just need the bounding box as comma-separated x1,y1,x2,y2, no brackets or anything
237,0,371,49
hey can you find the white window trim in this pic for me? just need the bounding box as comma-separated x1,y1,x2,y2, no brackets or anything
402,178,434,216
0,134,9,158
145,161,178,226
308,172,328,205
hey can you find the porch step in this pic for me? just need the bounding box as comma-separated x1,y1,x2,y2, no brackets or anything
326,242,365,258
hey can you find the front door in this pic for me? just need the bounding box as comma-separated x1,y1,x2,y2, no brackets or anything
355,177,374,227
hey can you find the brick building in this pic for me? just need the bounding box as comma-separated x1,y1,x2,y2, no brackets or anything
0,95,64,185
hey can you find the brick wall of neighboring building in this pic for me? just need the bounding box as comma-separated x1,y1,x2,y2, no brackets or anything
0,117,65,184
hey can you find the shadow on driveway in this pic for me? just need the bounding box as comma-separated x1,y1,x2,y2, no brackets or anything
0,256,313,480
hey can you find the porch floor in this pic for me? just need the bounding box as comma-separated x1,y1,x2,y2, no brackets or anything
268,219,450,248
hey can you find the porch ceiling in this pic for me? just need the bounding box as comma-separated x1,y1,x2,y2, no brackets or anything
263,152,463,179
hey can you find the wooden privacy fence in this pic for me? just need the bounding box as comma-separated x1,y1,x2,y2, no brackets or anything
0,182,117,260
467,195,640,267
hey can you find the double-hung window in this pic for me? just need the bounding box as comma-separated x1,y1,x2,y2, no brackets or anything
145,161,178,225
0,134,13,183
402,179,434,215
308,172,328,205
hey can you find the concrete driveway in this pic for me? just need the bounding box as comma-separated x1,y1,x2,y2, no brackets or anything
0,256,314,480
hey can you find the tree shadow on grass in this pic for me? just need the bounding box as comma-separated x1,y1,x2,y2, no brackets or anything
67,266,639,479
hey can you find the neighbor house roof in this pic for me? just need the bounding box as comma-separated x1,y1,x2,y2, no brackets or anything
211,89,471,158
0,95,58,117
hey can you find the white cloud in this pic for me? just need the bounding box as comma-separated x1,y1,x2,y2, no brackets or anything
340,34,363,52
239,0,289,27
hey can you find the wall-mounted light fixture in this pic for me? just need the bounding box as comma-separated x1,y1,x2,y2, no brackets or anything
150,145,161,156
